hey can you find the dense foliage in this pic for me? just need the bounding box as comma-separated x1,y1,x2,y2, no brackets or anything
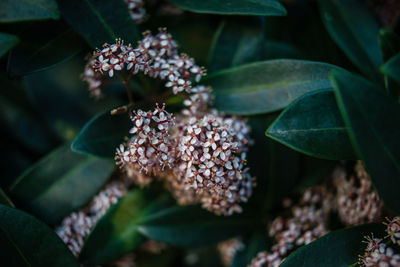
0,0,400,266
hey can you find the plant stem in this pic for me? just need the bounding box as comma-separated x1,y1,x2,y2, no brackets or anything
120,71,134,104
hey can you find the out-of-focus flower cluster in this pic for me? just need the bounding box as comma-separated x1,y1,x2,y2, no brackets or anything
125,0,146,23
82,29,205,98
333,161,383,226
218,238,245,266
359,217,400,267
249,186,331,267
56,181,127,256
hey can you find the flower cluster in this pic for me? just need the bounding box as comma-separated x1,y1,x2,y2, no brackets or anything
359,235,400,266
218,238,245,266
116,104,175,175
82,29,206,97
249,186,331,267
385,217,400,246
56,181,127,256
333,161,383,226
104,30,254,216
171,111,253,215
82,56,104,98
125,0,146,23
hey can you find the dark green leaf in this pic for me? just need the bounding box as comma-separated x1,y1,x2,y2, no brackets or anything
381,53,400,84
0,33,18,58
81,190,255,264
261,39,302,60
24,57,125,141
295,157,337,193
266,89,356,160
319,0,382,81
72,110,131,158
0,0,59,23
0,77,56,154
378,29,400,62
281,223,385,267
0,204,78,267
167,0,287,16
0,188,15,208
231,233,269,267
9,144,115,224
7,29,85,76
208,18,264,73
205,60,342,115
331,70,400,214
57,0,139,48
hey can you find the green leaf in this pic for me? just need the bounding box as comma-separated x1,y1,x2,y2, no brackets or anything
266,89,356,160
319,0,382,81
0,0,59,23
378,29,400,62
261,40,302,60
0,77,56,154
167,0,287,16
7,29,85,76
0,204,78,267
9,144,115,224
331,70,400,214
56,0,139,48
281,223,385,267
208,18,264,73
381,53,400,84
205,60,342,115
81,190,255,264
231,233,269,267
0,188,15,208
0,33,18,59
72,110,132,158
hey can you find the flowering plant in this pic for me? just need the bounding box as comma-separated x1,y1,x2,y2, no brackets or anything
0,0,400,266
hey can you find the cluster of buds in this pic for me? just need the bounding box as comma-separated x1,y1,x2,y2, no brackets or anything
56,181,127,256
116,104,175,175
125,0,146,23
82,57,104,98
333,161,383,226
82,29,206,97
218,238,245,266
171,111,253,216
359,235,400,266
249,186,331,267
105,30,254,216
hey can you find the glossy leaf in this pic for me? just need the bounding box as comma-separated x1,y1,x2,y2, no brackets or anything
81,190,255,264
0,188,15,208
381,53,400,84
331,70,400,214
378,29,400,62
281,223,385,267
72,110,132,158
261,40,302,60
0,76,56,154
7,29,85,76
0,33,18,59
319,0,382,81
9,144,115,224
57,0,139,48
0,204,78,267
0,0,59,23
208,18,264,73
266,89,356,160
231,233,269,267
167,0,286,16
205,59,341,115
